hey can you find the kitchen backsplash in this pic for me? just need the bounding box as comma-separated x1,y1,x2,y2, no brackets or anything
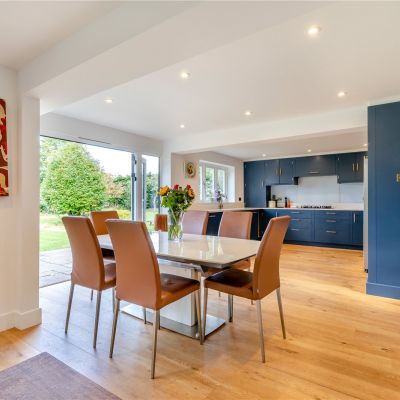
271,176,364,206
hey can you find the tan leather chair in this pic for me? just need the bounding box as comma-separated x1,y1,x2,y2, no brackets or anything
89,210,120,235
63,216,116,348
218,211,252,270
154,214,168,232
203,216,290,362
106,220,202,379
182,210,209,235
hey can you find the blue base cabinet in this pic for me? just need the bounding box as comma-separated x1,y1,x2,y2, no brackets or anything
367,101,400,299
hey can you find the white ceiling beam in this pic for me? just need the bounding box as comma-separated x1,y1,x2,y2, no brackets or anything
19,1,324,114
165,106,367,154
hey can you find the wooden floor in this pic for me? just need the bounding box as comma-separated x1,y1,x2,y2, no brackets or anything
1,245,400,399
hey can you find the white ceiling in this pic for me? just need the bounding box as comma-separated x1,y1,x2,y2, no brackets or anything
55,0,400,151
0,1,118,68
212,129,367,161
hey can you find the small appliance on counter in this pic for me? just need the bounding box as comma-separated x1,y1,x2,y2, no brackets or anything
268,195,277,208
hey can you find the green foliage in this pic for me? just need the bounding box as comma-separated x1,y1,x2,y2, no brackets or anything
146,172,159,209
104,174,131,210
41,143,106,215
159,184,195,216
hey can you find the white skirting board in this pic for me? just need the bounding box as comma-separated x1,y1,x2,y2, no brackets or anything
0,307,42,332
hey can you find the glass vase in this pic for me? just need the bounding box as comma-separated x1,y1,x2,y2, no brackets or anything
168,210,183,241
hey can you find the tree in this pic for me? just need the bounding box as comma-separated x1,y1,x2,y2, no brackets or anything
146,172,159,209
103,174,131,210
40,137,66,183
41,143,106,215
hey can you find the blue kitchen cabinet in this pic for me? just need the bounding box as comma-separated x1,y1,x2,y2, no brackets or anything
294,155,336,177
279,158,297,185
277,209,313,242
352,211,363,246
314,211,352,245
264,159,280,185
336,152,365,183
249,210,262,240
367,101,400,298
206,212,222,236
244,161,266,207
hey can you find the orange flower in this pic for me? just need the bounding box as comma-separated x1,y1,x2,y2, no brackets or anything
187,188,195,199
159,185,170,196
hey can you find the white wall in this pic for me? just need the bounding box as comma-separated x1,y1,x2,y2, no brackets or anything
168,151,244,210
0,66,41,332
271,176,364,208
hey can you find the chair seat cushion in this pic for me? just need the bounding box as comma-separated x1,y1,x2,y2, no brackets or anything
160,273,200,308
204,269,255,300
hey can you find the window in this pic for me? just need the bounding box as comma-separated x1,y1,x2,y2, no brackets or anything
199,162,228,201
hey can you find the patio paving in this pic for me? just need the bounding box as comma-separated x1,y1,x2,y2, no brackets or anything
40,248,72,288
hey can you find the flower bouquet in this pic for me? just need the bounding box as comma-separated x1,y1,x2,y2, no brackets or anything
159,184,195,240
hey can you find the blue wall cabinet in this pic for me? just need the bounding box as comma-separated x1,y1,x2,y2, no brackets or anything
279,158,297,185
352,211,363,246
294,155,336,177
337,152,365,183
264,160,280,185
367,101,400,299
244,161,266,207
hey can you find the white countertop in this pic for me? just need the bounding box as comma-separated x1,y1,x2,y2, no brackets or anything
204,206,364,212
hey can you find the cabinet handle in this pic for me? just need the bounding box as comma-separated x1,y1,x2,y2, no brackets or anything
326,220,336,223
356,162,359,172
309,171,319,174
291,211,300,214
353,213,356,223
326,212,336,215
352,163,355,172
292,218,300,221
209,215,216,218
279,168,282,176
326,230,336,234
291,228,300,231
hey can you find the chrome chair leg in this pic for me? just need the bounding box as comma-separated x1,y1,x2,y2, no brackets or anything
143,307,147,325
65,283,75,333
228,294,233,322
276,288,286,339
112,287,115,311
151,310,160,379
90,289,94,301
202,288,208,341
256,300,266,363
109,298,120,358
194,290,203,344
93,291,102,348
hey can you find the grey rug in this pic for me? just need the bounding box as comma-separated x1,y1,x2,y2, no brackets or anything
0,353,120,400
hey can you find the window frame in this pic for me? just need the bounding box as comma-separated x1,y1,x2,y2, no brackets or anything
199,161,228,202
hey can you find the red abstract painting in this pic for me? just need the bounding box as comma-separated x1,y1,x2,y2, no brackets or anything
0,99,8,196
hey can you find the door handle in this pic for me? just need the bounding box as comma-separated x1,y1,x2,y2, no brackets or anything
326,230,336,234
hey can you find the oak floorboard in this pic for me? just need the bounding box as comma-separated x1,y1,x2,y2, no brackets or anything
1,244,399,400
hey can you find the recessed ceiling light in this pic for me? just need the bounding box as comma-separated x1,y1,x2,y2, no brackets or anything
180,71,190,80
180,124,185,129
104,98,113,104
337,91,347,97
262,153,266,157
307,149,312,153
307,25,321,36
244,110,252,116
363,143,368,147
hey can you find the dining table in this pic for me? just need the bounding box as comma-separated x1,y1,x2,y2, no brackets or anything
98,231,260,339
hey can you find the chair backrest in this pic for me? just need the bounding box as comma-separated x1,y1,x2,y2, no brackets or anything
252,216,290,299
154,214,168,232
89,210,119,235
106,220,161,310
218,211,252,239
62,216,105,290
182,210,209,235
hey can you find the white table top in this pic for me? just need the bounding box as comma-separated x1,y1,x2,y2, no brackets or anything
98,232,260,268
